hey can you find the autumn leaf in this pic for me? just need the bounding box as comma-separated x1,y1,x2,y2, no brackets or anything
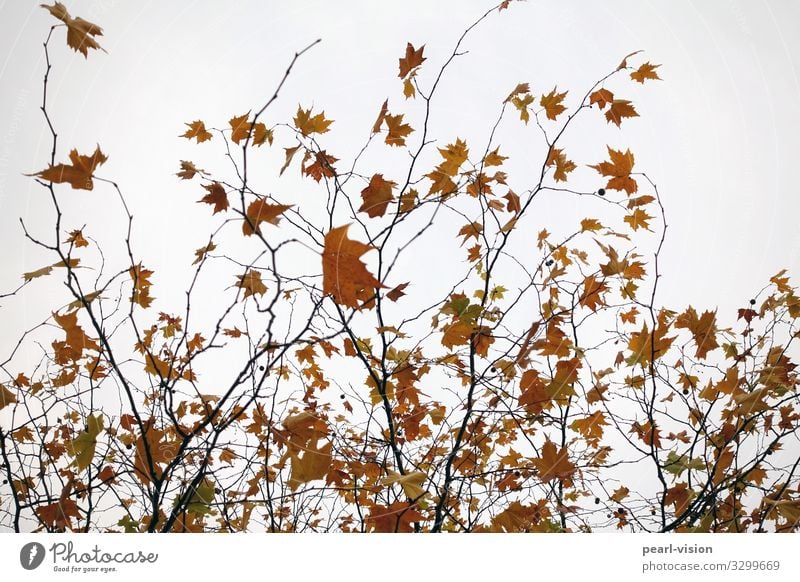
589,88,614,109
580,275,609,312
229,112,272,146
294,106,333,137
532,439,576,484
358,174,396,218
372,99,388,133
626,317,675,366
616,49,643,71
545,148,576,182
53,309,100,357
23,258,80,282
0,384,17,410
68,413,104,472
66,229,89,248
631,62,661,83
322,225,384,309
32,145,107,190
384,113,414,147
590,147,637,195
181,120,213,143
675,307,719,359
571,410,608,444
199,182,229,214
540,87,567,120
192,241,216,265
381,470,428,500
367,502,423,533
176,160,203,180
398,43,426,79
242,199,292,236
237,269,267,299
511,92,534,124
605,99,639,127
304,150,338,182
624,207,653,231
484,147,507,167
41,2,103,57
129,263,154,308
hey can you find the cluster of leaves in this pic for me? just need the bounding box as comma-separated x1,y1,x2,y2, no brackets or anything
0,2,798,533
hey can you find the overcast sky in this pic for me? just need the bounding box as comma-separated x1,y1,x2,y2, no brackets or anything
1,0,799,349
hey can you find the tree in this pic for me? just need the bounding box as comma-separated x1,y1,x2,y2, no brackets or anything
1,1,798,533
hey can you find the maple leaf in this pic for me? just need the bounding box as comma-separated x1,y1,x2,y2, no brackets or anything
540,86,567,120
68,413,104,472
398,43,426,78
304,150,338,182
580,275,609,312
436,138,469,176
387,282,409,302
53,309,100,357
294,106,333,137
605,99,639,127
229,112,272,146
32,145,107,190
66,229,89,247
41,2,103,57
571,410,608,444
322,225,384,309
192,241,216,265
626,317,675,366
532,439,576,484
590,147,637,195
589,88,614,109
129,263,154,308
176,160,202,180
359,174,396,218
367,502,423,533
631,62,661,83
133,420,178,483
37,497,81,531
199,182,229,214
675,307,719,359
23,258,80,282
624,208,653,231
242,199,292,236
181,120,212,143
237,269,267,299
545,148,576,182
384,113,414,147
484,147,507,167
372,99,388,133
0,384,17,410
511,92,534,124
381,470,428,500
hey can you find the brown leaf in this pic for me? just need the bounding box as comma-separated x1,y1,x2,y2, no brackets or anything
242,199,292,236
358,174,397,218
32,145,107,190
181,121,212,143
199,182,229,214
398,43,426,79
322,225,384,309
41,2,103,57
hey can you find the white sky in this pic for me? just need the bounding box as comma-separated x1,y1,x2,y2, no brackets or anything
1,0,798,335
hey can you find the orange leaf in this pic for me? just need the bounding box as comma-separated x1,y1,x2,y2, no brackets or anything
532,439,575,484
322,225,384,309
398,43,426,79
605,99,639,127
359,174,397,218
590,147,637,195
242,199,292,236
237,270,267,299
539,86,567,120
32,145,107,190
199,182,229,214
181,120,212,143
294,106,333,137
41,2,103,57
631,62,661,83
